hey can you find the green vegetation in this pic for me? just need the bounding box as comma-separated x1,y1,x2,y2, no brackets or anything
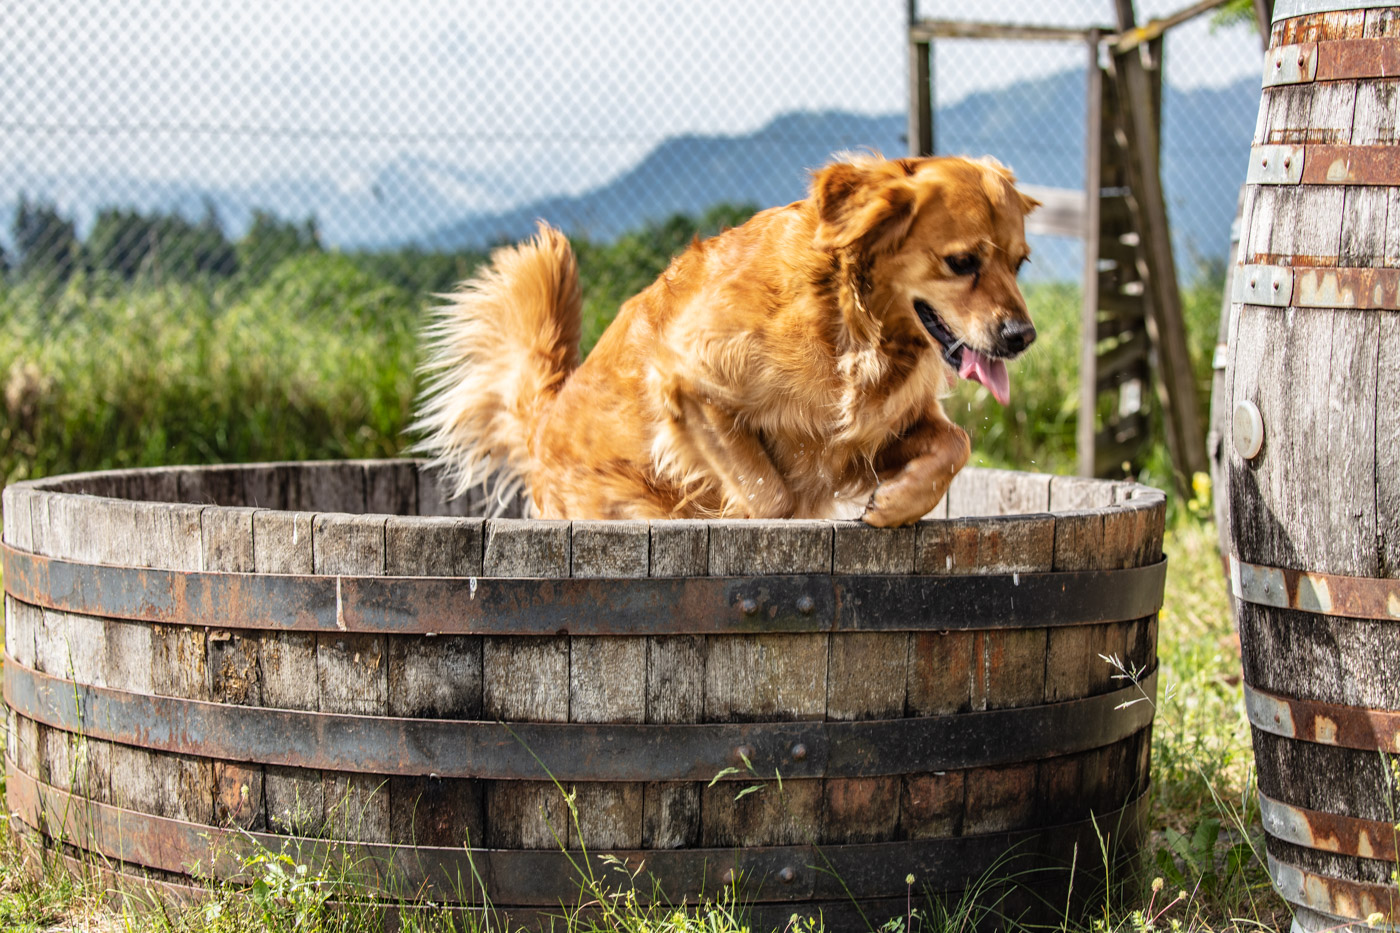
0,201,1295,930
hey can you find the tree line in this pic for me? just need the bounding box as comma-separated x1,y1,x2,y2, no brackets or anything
6,196,321,285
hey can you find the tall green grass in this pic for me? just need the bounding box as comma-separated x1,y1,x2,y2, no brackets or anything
0,220,1226,493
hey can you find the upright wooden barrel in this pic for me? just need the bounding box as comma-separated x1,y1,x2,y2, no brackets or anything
1225,3,1400,929
3,461,1164,928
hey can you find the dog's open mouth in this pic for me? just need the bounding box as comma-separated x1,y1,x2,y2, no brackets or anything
914,299,1011,406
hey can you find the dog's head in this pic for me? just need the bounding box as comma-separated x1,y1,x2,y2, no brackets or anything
812,154,1040,405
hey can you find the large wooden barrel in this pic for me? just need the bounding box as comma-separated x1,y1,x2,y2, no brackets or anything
1225,3,1400,929
3,461,1164,928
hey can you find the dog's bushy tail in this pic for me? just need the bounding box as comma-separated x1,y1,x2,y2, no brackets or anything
412,223,581,510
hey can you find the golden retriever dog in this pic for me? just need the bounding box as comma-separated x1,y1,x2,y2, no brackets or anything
414,154,1039,526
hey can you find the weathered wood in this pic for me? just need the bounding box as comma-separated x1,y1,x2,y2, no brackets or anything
482,519,571,850
201,506,255,573
899,771,965,838
1350,78,1398,145
177,466,248,508
2,484,35,550
1366,9,1400,38
297,462,367,514
826,512,912,848
390,775,484,849
708,519,832,575
323,771,391,844
642,519,707,848
700,779,822,847
705,634,828,723
571,519,648,579
5,596,40,670
484,519,570,577
832,521,915,574
1048,475,1115,511
385,515,483,577
822,776,900,844
415,464,476,518
1053,511,1105,571
962,762,1036,834
913,518,979,574
364,460,418,517
703,509,830,885
251,508,320,834
253,510,316,574
648,519,708,577
946,468,1051,517
132,502,204,571
1379,313,1399,575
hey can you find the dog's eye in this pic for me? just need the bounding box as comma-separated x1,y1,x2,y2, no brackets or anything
946,253,980,276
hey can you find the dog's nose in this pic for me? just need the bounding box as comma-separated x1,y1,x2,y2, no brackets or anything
999,319,1037,355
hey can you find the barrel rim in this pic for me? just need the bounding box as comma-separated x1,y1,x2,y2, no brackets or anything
3,459,1166,519
1272,0,1397,23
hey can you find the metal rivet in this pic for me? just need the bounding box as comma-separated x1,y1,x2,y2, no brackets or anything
1274,58,1282,68
735,744,753,762
1261,157,1269,167
1272,280,1280,290
740,598,758,616
722,869,736,885
790,743,808,761
1233,400,1265,460
1297,56,1306,66
779,867,797,884
1282,157,1291,168
796,595,815,615
1249,278,1257,288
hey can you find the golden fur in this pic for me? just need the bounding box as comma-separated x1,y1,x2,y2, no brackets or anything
414,154,1039,526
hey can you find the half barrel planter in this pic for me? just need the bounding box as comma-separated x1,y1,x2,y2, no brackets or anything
1226,2,1400,929
2,461,1165,929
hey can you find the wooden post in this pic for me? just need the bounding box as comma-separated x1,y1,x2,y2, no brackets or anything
908,0,933,157
1251,0,1274,48
1111,0,1208,495
1078,31,1104,478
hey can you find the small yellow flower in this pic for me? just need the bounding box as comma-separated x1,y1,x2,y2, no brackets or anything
1151,876,1165,893
1366,912,1385,928
905,873,915,885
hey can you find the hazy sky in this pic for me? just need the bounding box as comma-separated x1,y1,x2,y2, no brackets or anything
1,1,1261,221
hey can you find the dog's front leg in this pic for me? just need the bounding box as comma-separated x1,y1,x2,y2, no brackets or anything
669,391,794,518
862,413,970,527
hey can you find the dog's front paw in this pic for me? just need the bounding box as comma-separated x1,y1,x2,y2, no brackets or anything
861,484,930,528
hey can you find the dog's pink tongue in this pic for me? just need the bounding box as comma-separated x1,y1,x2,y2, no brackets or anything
958,349,1011,406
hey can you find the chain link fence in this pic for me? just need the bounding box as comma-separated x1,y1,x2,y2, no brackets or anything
2,0,1262,294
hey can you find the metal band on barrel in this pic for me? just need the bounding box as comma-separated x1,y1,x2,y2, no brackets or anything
1230,555,1400,622
4,658,1157,781
1244,682,1400,753
1,544,1166,636
4,761,1149,906
1268,853,1399,927
1259,790,1398,862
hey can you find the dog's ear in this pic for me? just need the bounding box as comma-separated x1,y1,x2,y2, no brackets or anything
812,161,917,255
1019,191,1042,216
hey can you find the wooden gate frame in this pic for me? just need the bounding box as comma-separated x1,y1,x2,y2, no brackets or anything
907,0,1228,494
